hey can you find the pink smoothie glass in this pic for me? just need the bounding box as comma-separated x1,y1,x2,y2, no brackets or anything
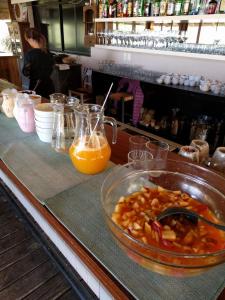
16,98,35,133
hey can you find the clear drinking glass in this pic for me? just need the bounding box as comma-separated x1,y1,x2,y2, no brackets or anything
146,140,169,169
50,93,67,104
128,150,153,170
129,135,150,152
146,140,169,161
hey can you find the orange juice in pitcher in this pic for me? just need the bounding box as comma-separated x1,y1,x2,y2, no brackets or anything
69,104,117,175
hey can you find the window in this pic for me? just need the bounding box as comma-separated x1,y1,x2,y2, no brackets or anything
35,1,90,56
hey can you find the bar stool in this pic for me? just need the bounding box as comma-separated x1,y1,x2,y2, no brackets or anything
68,87,93,104
109,92,134,123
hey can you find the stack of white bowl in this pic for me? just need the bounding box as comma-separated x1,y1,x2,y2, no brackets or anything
34,103,54,143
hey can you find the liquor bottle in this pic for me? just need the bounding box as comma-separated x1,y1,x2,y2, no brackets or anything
213,119,224,150
117,0,123,16
152,0,160,15
198,0,207,13
159,0,168,15
99,0,104,17
167,0,175,14
109,0,117,17
206,0,218,13
144,0,152,15
123,0,129,16
128,0,133,16
102,0,109,17
182,0,191,14
189,0,199,13
174,0,183,14
170,108,180,138
133,0,144,15
219,0,225,12
138,0,145,15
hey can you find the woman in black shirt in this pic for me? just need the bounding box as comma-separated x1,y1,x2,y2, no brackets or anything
23,28,55,98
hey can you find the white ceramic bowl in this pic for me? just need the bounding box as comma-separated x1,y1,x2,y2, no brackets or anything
34,103,54,118
36,126,53,143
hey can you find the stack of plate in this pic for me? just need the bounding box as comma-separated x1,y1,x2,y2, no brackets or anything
34,103,54,143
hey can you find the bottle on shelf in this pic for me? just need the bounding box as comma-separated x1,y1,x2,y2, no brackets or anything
167,0,175,15
189,0,201,14
117,0,123,16
198,0,208,13
219,0,225,12
174,0,183,15
133,0,144,16
123,0,129,16
152,0,160,15
159,0,168,15
182,0,191,14
99,0,104,17
102,0,109,17
144,0,152,15
212,119,225,151
170,108,180,138
109,0,117,17
128,0,134,16
206,0,218,13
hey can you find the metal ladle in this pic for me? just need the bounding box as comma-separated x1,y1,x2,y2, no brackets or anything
157,207,225,231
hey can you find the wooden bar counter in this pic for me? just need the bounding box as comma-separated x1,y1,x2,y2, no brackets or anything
0,114,225,300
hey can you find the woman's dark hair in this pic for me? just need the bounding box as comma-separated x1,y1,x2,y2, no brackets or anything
24,28,47,52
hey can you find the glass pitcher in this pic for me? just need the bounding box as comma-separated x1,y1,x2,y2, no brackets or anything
69,104,117,175
51,103,76,153
49,93,67,104
1,88,18,118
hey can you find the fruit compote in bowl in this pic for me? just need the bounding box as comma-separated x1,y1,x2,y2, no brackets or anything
101,160,225,277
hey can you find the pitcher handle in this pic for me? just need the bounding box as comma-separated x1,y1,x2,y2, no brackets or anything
103,116,117,144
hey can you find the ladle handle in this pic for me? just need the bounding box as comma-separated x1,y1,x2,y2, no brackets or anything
197,214,225,231
104,116,117,144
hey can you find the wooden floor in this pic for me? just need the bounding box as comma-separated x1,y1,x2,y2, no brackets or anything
0,182,96,300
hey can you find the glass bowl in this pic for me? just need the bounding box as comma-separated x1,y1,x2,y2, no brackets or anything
101,160,225,277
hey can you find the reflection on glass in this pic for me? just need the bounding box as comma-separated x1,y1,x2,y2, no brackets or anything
62,4,76,51
39,4,62,51
62,4,87,54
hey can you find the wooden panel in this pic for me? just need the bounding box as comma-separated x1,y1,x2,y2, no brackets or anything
0,0,10,19
0,56,21,87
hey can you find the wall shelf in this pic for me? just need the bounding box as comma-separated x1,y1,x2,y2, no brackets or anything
94,44,225,61
95,14,225,23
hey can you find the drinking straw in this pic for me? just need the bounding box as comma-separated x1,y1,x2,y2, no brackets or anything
88,82,113,144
